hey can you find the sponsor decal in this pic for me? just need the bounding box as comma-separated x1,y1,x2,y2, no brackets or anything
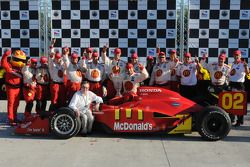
230,69,236,76
139,88,162,93
20,122,32,128
156,69,163,77
27,128,45,133
171,102,180,107
214,71,223,79
114,122,153,131
183,70,190,77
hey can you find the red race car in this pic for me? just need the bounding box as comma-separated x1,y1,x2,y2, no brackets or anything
15,86,247,141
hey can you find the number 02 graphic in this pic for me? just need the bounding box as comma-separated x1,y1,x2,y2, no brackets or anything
221,93,244,110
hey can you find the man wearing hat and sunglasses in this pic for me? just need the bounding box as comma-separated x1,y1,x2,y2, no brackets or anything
101,46,127,98
149,51,171,89
48,42,67,111
63,47,84,101
169,49,181,92
79,47,93,68
35,56,50,114
176,52,198,99
229,50,249,126
84,51,106,97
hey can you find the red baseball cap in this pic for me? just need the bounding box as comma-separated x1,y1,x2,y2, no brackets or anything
184,52,191,58
71,53,79,59
55,53,62,59
126,63,134,70
87,47,93,53
147,56,154,61
170,49,176,54
219,53,226,60
92,52,99,57
30,58,38,63
233,50,241,55
40,56,48,64
131,53,138,59
114,48,121,54
158,52,166,57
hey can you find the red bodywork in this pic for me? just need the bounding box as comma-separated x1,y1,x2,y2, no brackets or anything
16,87,247,135
15,114,50,135
93,87,203,133
16,87,203,135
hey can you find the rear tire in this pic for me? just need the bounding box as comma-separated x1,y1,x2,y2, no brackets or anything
196,106,231,141
50,107,81,139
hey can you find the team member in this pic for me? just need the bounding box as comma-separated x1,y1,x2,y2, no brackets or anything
149,52,171,89
48,51,66,111
109,63,148,105
36,56,50,114
101,46,127,98
69,81,103,136
102,46,127,75
168,50,181,92
63,47,84,101
196,54,210,97
80,47,93,68
22,58,37,119
205,53,230,93
1,50,26,125
84,52,106,97
229,50,249,126
176,52,198,99
144,56,155,86
130,53,141,73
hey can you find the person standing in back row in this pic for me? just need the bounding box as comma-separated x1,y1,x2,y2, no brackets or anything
176,52,198,100
229,50,249,127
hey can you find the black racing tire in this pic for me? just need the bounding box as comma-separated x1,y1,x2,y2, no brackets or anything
50,107,81,139
196,106,231,141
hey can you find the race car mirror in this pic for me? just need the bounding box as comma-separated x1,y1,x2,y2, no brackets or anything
218,91,247,116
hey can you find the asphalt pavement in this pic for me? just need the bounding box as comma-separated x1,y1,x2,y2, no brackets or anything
0,100,250,167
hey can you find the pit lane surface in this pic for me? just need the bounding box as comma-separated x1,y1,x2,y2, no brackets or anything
0,101,249,167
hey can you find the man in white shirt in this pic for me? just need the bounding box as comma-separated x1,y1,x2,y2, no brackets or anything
108,63,148,105
176,52,198,99
229,50,249,126
69,81,103,135
149,52,171,89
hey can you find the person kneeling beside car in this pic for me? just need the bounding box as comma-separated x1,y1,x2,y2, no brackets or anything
69,81,103,136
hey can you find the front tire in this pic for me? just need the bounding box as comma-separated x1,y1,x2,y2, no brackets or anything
50,107,81,139
196,106,231,141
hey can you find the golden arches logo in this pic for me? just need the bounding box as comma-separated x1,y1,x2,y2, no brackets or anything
214,71,223,79
156,69,163,77
183,70,190,77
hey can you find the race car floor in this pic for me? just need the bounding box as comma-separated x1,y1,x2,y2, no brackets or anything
0,100,250,167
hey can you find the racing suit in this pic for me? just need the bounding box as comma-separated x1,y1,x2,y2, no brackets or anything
169,59,181,92
149,61,171,89
101,52,126,99
1,52,22,123
63,55,83,102
22,65,37,118
229,61,248,125
177,62,198,99
48,56,66,110
36,65,50,114
69,90,103,134
84,62,106,97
